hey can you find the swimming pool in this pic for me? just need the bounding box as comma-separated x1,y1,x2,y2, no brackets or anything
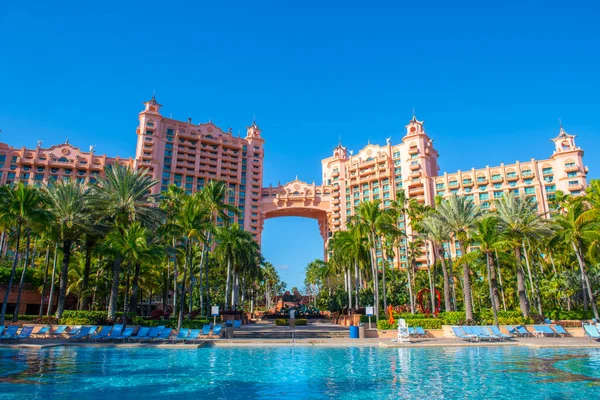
1,346,599,399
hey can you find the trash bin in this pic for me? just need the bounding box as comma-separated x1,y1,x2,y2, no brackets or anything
349,326,359,339
358,323,365,339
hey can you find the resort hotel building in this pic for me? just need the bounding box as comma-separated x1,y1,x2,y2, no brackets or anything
0,96,589,267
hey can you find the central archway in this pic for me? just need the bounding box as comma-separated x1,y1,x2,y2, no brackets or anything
260,179,333,256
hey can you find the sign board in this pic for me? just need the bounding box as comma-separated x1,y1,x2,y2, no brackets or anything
365,306,374,317
289,310,295,319
211,306,220,317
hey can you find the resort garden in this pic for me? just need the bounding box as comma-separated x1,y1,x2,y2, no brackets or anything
0,166,285,329
306,183,600,329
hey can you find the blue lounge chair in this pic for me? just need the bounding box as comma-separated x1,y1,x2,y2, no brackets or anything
106,324,124,339
462,326,489,341
91,326,112,341
415,327,427,337
551,325,572,337
0,326,19,340
211,325,223,338
475,326,501,341
515,325,532,337
544,318,552,324
489,326,513,340
0,327,4,337
69,326,94,341
233,320,242,329
408,327,417,337
185,329,201,343
68,326,82,336
171,329,190,343
200,324,212,337
451,327,477,342
154,328,173,342
16,326,34,342
532,325,556,337
33,326,51,337
583,324,600,341
48,325,68,337
133,327,150,341
138,326,163,342
112,327,135,342
506,326,519,336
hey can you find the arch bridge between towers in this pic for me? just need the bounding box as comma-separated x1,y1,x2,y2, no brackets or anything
260,179,335,256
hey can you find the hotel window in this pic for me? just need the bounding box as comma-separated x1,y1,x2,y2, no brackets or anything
544,176,554,183
436,183,445,190
524,179,533,184
506,172,517,178
37,167,45,172
383,192,390,199
522,169,532,177
566,162,575,168
479,193,489,200
509,181,517,187
463,179,472,184
383,185,390,191
21,173,30,179
396,182,402,188
465,194,474,200
572,190,581,194
64,169,72,175
410,154,418,159
145,130,154,136
481,202,490,210
568,180,579,186
384,200,391,207
465,187,472,193
449,181,458,187
346,202,351,208
363,190,370,196
393,151,401,159
437,191,444,196
0,155,5,164
35,174,44,180
451,189,458,195
511,189,519,196
395,167,401,174
567,172,577,178
354,200,360,206
346,195,351,201
546,185,556,193
354,192,360,198
542,167,553,175
494,191,503,198
394,160,401,166
477,176,486,182
373,187,379,194
492,174,501,180
524,187,535,195
479,185,487,191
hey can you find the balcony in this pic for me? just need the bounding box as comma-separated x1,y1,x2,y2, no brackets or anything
569,182,583,191
410,171,421,179
332,170,339,177
408,147,419,155
506,174,519,181
332,197,340,205
565,164,579,173
332,205,340,212
476,177,488,184
409,162,420,171
462,180,474,187
332,219,341,227
448,181,459,188
491,176,503,183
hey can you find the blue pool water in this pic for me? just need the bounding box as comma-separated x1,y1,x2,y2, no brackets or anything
1,346,600,399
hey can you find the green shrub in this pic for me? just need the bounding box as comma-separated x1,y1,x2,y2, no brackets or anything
408,318,443,329
438,311,466,325
0,267,42,287
60,317,93,325
377,320,397,330
275,319,288,326
60,311,123,325
295,319,307,326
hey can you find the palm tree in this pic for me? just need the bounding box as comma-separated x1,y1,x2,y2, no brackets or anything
91,165,162,321
555,197,599,319
432,195,482,321
44,180,90,319
0,183,49,326
421,215,453,312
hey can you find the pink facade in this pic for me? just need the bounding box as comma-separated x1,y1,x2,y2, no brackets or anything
0,101,589,264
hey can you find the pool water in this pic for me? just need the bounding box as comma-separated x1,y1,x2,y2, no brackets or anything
1,346,599,399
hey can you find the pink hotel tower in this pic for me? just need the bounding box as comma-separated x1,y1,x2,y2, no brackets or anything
0,97,589,267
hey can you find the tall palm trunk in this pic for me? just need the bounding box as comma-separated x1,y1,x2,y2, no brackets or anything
446,252,457,311
572,240,599,320
177,240,190,330
0,224,22,326
55,239,73,319
379,240,388,314
47,243,59,316
39,244,51,316
13,232,32,321
81,237,93,310
522,241,542,315
437,247,452,312
198,244,207,316
354,260,359,309
130,262,142,314
487,253,501,315
485,252,499,326
514,246,530,318
225,257,232,309
368,236,379,318
494,250,507,312
347,268,352,310
122,262,132,324
459,240,474,322
172,237,177,315
107,256,122,321
426,247,436,315
406,259,415,314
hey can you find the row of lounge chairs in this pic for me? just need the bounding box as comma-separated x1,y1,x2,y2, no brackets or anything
583,324,600,341
0,322,231,343
452,324,574,342
407,327,428,338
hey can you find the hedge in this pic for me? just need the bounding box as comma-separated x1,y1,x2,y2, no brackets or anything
274,319,308,326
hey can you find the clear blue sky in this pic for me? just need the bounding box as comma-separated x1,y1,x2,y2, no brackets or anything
1,1,599,289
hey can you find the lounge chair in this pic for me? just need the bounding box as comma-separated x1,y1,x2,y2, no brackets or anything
544,318,552,324
0,327,4,337
15,326,34,342
415,327,427,337
489,326,513,340
532,325,556,337
515,325,532,337
462,326,489,341
583,324,600,341
0,326,19,340
106,324,124,340
132,327,150,341
68,326,94,341
233,320,242,329
200,324,212,337
137,326,163,342
407,327,417,337
68,326,82,336
33,326,51,337
475,326,501,341
185,329,201,343
211,325,223,338
154,328,173,342
171,329,190,343
551,325,572,337
451,326,478,342
112,327,135,342
91,326,112,341
48,325,68,337
506,326,519,336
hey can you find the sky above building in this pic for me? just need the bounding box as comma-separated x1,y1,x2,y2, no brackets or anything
1,0,599,289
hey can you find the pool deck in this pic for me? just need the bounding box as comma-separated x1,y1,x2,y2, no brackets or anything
2,337,599,350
